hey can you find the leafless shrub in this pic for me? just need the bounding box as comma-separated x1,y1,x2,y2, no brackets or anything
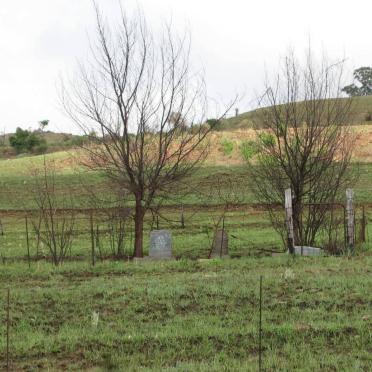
30,158,75,265
247,50,356,250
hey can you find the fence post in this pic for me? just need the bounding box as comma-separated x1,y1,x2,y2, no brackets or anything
25,216,31,269
361,206,366,243
220,215,225,258
95,224,102,261
6,287,10,372
90,211,95,266
180,204,185,229
285,188,295,254
346,189,354,254
258,275,263,372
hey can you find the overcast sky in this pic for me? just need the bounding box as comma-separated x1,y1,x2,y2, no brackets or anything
0,0,370,133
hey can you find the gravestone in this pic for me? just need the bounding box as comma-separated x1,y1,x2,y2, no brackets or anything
149,230,173,259
210,229,229,258
291,246,322,256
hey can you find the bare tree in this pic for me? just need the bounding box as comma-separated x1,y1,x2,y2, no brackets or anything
30,158,75,265
61,4,232,257
247,51,356,251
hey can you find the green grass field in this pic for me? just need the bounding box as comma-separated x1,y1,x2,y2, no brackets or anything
0,149,371,370
2,153,372,209
0,256,371,371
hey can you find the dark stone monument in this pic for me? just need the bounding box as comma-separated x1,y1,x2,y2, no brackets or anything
149,230,173,259
211,229,228,258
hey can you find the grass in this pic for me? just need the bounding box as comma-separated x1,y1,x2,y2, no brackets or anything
0,256,370,370
0,208,284,261
2,155,372,209
239,140,256,161
220,138,235,156
0,145,371,370
222,95,372,130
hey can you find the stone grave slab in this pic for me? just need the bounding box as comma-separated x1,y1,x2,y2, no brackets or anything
291,246,322,256
149,230,173,259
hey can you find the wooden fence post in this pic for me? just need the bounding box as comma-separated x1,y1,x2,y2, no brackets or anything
180,204,185,229
361,206,366,243
220,216,225,258
346,189,354,254
285,188,295,254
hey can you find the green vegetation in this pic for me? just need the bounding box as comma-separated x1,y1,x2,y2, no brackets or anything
239,140,257,161
220,138,234,156
0,131,88,158
206,118,221,130
342,67,372,97
0,208,283,261
239,134,275,161
0,256,370,370
2,154,372,209
9,127,47,154
221,95,372,130
0,150,371,370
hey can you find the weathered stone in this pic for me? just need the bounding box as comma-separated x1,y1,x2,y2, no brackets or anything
291,246,322,256
149,230,173,259
210,229,229,258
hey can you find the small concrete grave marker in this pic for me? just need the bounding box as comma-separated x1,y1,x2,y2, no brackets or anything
149,230,173,259
291,246,322,256
210,229,229,258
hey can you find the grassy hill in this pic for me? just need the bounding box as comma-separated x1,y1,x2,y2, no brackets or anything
220,95,372,131
1,95,372,159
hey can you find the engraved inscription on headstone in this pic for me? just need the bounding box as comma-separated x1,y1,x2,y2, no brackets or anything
211,229,228,258
149,230,173,259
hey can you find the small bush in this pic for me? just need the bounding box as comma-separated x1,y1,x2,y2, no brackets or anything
364,112,372,122
189,123,209,134
206,118,221,131
9,127,47,154
240,140,257,161
32,140,48,154
64,135,90,147
220,139,234,156
258,132,276,148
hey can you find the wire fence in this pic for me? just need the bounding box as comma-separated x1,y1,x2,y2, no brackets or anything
0,201,369,265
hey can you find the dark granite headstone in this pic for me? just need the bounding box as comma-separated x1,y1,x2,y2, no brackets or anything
149,230,173,259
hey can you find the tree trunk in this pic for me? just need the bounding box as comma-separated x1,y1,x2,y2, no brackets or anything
292,195,302,246
133,196,144,257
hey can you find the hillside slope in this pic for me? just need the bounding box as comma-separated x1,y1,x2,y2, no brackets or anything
221,95,372,131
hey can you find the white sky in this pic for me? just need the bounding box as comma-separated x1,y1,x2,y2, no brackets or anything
0,0,370,133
